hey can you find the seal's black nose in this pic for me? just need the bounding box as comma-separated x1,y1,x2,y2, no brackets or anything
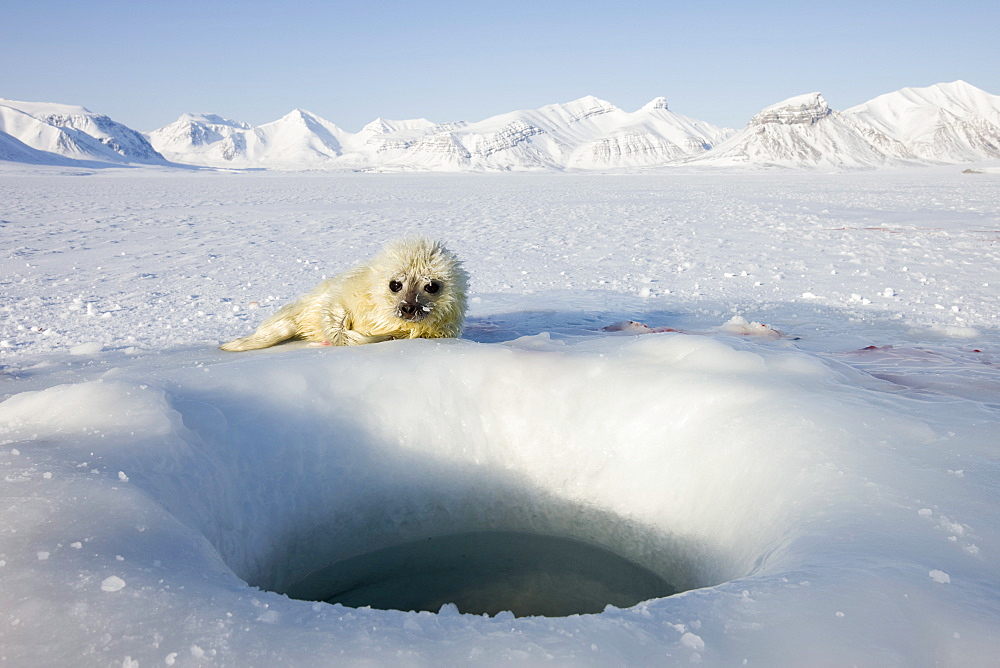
400,303,417,316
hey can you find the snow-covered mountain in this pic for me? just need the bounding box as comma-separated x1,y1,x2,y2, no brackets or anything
691,81,1000,169
143,109,353,167
143,113,252,165
148,95,730,171
3,82,1000,170
149,82,1000,171
0,129,75,165
844,80,1000,163
0,99,165,165
687,92,915,169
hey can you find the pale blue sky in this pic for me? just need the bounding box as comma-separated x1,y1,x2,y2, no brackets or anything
2,0,998,132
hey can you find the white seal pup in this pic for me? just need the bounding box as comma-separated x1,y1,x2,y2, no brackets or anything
220,237,467,351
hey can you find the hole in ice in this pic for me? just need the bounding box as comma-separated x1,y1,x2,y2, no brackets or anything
282,530,677,617
116,335,841,621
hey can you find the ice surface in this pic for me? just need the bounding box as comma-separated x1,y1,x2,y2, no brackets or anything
1,168,999,665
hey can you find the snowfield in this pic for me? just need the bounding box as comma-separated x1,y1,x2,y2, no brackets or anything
1,166,999,665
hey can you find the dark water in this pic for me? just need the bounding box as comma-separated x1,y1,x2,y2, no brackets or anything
284,530,676,617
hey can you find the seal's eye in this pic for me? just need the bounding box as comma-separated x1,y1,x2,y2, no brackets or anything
424,281,441,294
389,280,403,293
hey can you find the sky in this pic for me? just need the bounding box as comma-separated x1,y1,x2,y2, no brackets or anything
2,0,999,133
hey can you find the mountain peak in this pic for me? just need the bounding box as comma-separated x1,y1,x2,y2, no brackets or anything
362,117,392,133
925,80,980,95
282,108,315,121
177,113,250,129
842,80,1000,163
360,117,436,135
751,93,830,126
7,81,999,171
575,95,616,109
551,96,618,118
0,98,164,164
1,98,97,118
642,97,669,111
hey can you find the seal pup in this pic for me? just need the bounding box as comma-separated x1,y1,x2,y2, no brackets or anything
220,237,467,351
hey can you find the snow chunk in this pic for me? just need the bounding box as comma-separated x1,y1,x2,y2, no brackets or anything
0,381,174,438
929,570,951,584
101,575,127,592
912,325,981,339
438,603,460,616
718,315,782,339
69,342,103,356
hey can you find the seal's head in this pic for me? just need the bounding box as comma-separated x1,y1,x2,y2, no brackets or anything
367,237,468,334
388,275,443,322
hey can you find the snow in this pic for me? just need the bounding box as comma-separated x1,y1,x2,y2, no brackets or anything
141,81,1000,171
4,81,1000,172
145,95,730,171
0,98,166,165
750,92,830,124
0,130,76,165
693,92,906,170
846,81,1000,162
1,166,999,665
100,576,127,593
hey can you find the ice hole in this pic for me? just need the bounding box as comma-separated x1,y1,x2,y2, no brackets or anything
149,337,831,620
226,479,702,618
282,530,677,617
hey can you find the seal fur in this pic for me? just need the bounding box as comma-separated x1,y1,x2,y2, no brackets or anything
220,237,467,351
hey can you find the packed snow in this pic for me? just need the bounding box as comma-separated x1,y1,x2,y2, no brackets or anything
1,166,1000,665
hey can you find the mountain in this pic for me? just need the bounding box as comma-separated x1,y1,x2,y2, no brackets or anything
147,83,999,171
0,99,165,165
147,109,352,167
435,95,730,171
0,129,69,164
254,109,351,165
147,96,731,171
4,82,1000,171
687,92,913,169
144,113,251,165
565,97,731,169
844,80,1000,162
691,82,1000,169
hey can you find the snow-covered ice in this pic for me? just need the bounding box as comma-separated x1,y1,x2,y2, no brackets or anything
1,166,999,665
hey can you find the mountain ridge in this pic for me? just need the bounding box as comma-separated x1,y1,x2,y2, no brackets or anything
2,82,999,171
0,98,165,165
